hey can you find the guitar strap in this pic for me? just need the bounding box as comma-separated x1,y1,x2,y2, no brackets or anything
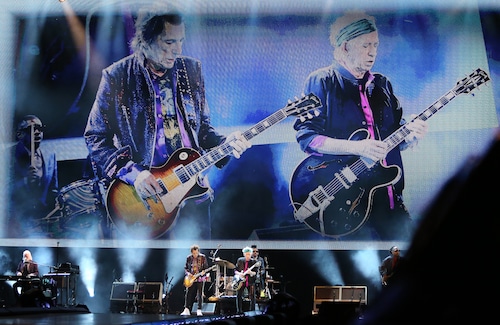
244,261,249,287
360,74,395,209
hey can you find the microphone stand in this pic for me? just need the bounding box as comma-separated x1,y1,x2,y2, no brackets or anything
162,274,174,314
210,245,222,299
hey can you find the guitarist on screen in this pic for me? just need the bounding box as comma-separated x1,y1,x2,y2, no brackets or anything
84,9,251,240
181,244,210,316
291,11,428,240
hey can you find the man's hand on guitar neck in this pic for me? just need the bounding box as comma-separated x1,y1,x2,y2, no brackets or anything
318,137,388,161
237,270,255,277
224,131,252,159
403,114,428,149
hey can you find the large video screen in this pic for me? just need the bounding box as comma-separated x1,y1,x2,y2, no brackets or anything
0,0,497,249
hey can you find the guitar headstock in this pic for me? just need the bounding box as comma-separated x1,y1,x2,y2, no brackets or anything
284,93,322,120
454,68,490,95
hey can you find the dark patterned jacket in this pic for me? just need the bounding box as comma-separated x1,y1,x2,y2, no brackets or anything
84,53,228,180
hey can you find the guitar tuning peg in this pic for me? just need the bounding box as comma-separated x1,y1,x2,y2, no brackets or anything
299,115,306,122
287,99,292,104
314,109,320,116
307,112,314,119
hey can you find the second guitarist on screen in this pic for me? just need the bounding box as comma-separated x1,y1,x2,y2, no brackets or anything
292,11,428,240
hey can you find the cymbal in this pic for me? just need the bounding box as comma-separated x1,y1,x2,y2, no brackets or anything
266,279,280,284
215,258,235,269
265,267,275,270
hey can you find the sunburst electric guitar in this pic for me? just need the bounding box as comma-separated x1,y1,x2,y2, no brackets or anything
184,265,217,288
289,68,490,238
106,94,322,238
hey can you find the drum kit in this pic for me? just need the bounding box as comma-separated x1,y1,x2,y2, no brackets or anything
41,178,107,238
207,250,278,302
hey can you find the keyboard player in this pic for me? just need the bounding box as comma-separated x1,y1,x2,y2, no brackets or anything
13,249,40,305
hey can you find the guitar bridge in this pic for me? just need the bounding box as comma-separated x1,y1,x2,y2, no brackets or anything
157,179,168,195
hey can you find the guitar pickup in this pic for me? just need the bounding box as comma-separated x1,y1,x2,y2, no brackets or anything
335,166,357,188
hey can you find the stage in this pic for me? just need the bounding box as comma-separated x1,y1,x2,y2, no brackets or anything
0,305,266,325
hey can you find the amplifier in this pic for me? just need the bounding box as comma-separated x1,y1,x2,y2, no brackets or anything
110,282,136,301
313,286,367,314
136,282,163,304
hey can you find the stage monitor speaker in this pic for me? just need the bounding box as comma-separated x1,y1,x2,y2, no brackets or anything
192,302,216,315
136,282,163,304
110,282,136,301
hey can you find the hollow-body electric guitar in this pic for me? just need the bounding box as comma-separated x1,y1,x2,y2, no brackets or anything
184,265,217,288
289,68,490,238
232,261,261,291
106,94,322,238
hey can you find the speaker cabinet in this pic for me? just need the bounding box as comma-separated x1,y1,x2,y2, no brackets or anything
136,282,163,304
110,282,136,301
313,286,367,314
314,286,341,301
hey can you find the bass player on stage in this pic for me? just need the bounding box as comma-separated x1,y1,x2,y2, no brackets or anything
292,11,428,240
84,7,251,240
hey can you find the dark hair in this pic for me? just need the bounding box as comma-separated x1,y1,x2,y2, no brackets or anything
131,11,184,54
141,14,184,44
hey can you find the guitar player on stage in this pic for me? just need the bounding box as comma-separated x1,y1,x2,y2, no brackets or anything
379,246,405,288
181,244,210,316
84,7,251,240
292,11,428,241
234,246,258,313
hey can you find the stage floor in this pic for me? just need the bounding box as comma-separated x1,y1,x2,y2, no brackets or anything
0,306,262,325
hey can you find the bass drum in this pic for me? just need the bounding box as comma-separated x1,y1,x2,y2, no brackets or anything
57,179,105,238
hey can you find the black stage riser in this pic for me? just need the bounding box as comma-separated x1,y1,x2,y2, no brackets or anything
0,304,90,316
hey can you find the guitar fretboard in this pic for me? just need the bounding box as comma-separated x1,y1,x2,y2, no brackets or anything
175,93,321,180
182,109,289,178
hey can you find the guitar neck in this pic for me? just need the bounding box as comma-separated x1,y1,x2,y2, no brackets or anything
384,68,489,153
384,89,457,153
185,109,289,177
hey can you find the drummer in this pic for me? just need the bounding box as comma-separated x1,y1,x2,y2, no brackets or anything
10,115,59,238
